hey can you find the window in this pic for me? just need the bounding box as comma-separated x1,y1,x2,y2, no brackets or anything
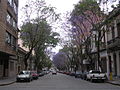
5,32,11,44
7,13,11,24
7,12,13,25
8,0,18,14
8,0,13,6
13,2,18,14
5,32,17,50
10,18,13,26
13,19,17,29
13,20,16,27
7,12,17,29
111,26,115,39
117,23,120,37
11,36,16,50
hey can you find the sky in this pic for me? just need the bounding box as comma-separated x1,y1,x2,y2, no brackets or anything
45,0,80,13
100,0,119,13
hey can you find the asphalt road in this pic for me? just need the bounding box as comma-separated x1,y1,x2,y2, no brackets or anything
0,73,120,90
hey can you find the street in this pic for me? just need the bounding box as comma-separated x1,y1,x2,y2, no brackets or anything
0,73,120,90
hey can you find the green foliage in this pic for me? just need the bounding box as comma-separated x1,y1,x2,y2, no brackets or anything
68,0,107,71
20,19,59,69
37,57,52,70
20,0,60,69
72,0,101,16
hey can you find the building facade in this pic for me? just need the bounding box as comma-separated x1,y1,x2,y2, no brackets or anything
90,5,120,79
0,0,19,78
17,47,27,73
106,7,120,78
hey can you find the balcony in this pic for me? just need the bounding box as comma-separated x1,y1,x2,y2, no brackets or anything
107,37,120,51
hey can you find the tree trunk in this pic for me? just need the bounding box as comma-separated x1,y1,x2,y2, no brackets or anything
24,47,34,70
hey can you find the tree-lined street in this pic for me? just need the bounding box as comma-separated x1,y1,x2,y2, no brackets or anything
0,73,120,90
0,0,120,89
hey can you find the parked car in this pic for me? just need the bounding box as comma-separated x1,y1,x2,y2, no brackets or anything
86,70,107,82
43,70,49,75
75,71,82,78
69,72,76,76
38,71,45,77
81,71,88,80
31,71,39,80
63,71,70,75
16,70,32,82
52,70,57,75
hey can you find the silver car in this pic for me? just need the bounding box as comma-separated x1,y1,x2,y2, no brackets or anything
16,70,32,82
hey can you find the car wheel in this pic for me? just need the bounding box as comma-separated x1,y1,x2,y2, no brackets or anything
86,78,88,81
31,78,33,81
28,78,31,82
16,79,19,82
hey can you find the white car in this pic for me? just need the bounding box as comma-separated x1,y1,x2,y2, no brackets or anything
52,70,57,75
86,70,106,82
16,70,32,82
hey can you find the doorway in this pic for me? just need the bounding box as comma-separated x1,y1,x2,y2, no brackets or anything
113,53,117,76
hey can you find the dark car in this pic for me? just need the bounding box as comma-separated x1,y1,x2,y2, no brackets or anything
81,71,88,80
75,71,82,78
69,72,76,76
31,71,39,80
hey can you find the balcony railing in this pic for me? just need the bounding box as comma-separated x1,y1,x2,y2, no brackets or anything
107,37,120,48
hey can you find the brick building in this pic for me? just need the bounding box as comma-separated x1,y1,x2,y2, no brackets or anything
0,0,19,78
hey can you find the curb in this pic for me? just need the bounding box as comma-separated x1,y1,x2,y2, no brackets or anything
106,81,120,86
0,81,16,86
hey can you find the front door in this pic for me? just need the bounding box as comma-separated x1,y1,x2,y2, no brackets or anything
113,53,117,76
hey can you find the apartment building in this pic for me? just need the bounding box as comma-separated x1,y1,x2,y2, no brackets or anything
106,6,120,77
0,0,19,78
90,5,120,79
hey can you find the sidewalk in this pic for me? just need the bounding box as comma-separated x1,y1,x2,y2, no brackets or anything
106,77,120,86
0,77,16,86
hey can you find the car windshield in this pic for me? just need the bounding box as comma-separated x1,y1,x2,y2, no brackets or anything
91,70,100,73
76,72,81,74
19,71,29,75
